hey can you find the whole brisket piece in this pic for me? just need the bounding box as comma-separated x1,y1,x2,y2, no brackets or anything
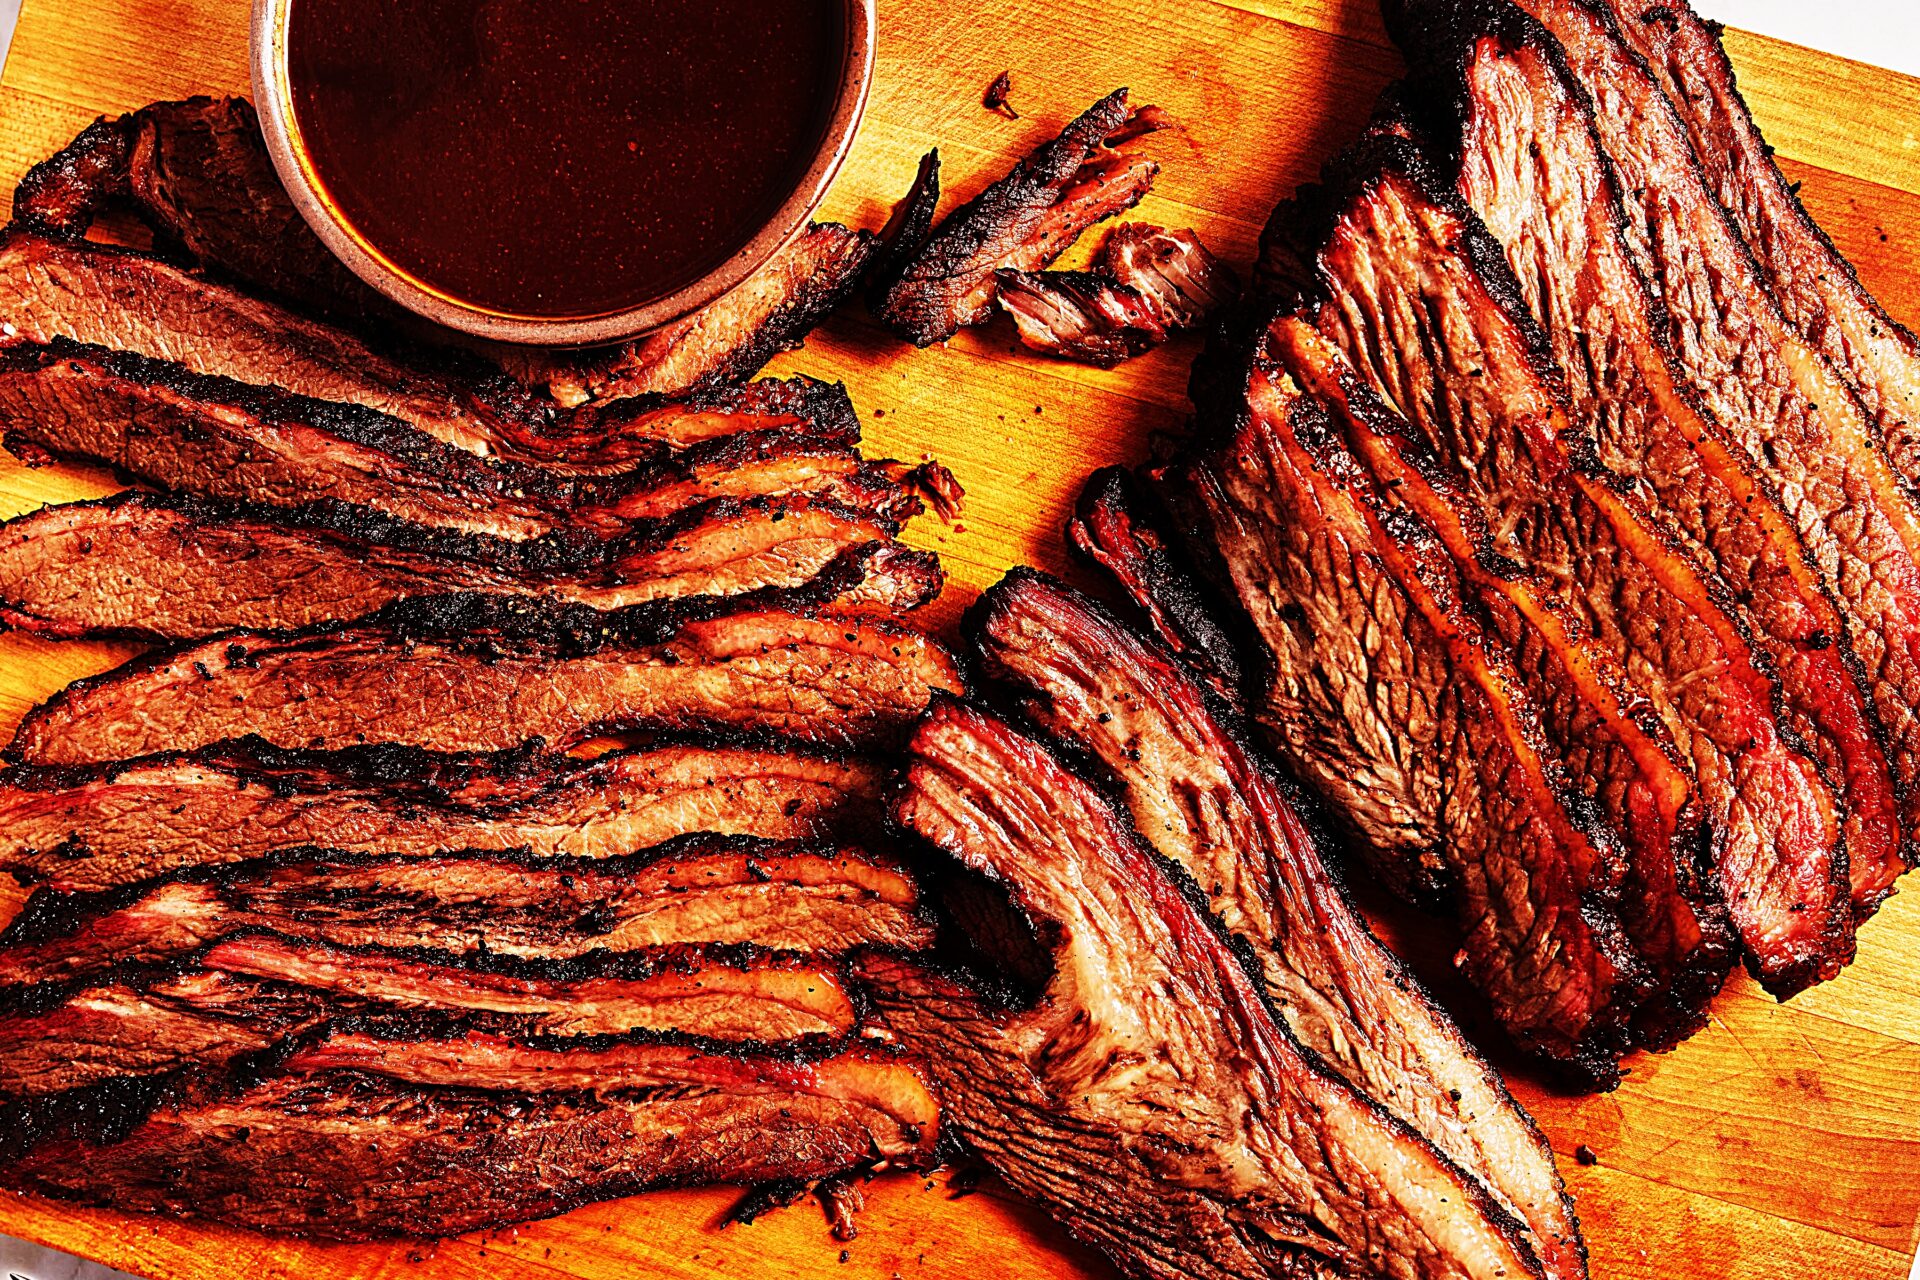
874,89,1166,345
0,490,942,640
1596,0,1920,480
0,339,924,538
0,838,935,989
969,569,1586,1278
865,699,1546,1280
1269,313,1733,1049
12,98,881,410
5,1030,939,1239
1399,0,1919,915
0,736,884,893
1168,344,1640,1073
2,945,856,1094
531,223,879,405
7,591,965,765
1273,104,1850,996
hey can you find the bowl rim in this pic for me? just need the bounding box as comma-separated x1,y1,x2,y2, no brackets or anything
248,0,876,347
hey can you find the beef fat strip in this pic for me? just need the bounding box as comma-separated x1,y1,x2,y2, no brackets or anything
1275,104,1850,995
864,699,1545,1280
1598,0,1920,479
1270,314,1732,1049
1166,344,1640,1074
0,491,942,640
969,570,1585,1277
2,945,857,1095
0,838,936,989
1400,0,1919,912
12,98,883,412
6,1030,939,1239
7,590,965,766
874,88,1166,345
0,232,861,471
0,737,884,894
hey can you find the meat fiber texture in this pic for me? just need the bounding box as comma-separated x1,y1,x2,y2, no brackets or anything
864,698,1551,1280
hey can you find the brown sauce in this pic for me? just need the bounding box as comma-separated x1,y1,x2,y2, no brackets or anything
287,0,843,319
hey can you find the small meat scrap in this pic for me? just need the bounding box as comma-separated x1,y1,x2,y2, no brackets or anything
1101,223,1237,328
982,71,1018,118
994,269,1166,368
874,89,1167,346
995,225,1234,367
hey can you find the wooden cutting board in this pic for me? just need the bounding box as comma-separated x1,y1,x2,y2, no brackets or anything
2,1,1919,1276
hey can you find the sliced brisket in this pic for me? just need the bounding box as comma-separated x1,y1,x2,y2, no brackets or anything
1270,312,1734,1047
1406,0,1917,915
6,591,964,765
1,946,855,1095
5,1034,937,1239
874,89,1166,345
0,490,941,640
0,838,934,989
865,699,1545,1280
1276,109,1850,995
1599,0,1920,480
1167,347,1640,1072
1101,223,1238,328
0,736,884,893
993,269,1167,367
968,569,1586,1278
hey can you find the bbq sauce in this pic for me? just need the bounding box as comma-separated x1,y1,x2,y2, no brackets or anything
286,0,843,319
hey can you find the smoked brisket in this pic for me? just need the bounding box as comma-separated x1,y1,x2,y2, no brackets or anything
0,736,884,893
1273,106,1851,994
0,490,942,640
863,699,1546,1280
968,569,1587,1278
874,89,1166,345
0,837,935,989
6,590,965,765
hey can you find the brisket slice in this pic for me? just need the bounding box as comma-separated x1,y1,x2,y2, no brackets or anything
7,589,965,765
1277,112,1850,996
1169,345,1640,1073
13,98,879,414
0,736,884,893
0,490,942,640
5,1033,938,1239
530,223,878,406
0,837,935,989
874,89,1166,345
1,945,856,1094
1270,313,1733,1049
11,96,399,329
867,699,1545,1280
0,339,925,537
1409,0,1916,914
1067,466,1249,707
968,569,1586,1278
1102,224,1240,328
1599,0,1920,479
0,231,863,470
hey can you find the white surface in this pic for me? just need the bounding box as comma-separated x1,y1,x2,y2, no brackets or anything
1695,0,1920,78
0,1,1912,1279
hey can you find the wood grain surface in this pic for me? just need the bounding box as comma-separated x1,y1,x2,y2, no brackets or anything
2,1,1919,1277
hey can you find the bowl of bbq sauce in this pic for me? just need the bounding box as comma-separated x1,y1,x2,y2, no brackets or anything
251,0,874,345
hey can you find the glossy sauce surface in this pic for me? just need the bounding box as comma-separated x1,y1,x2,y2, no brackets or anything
287,0,843,319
